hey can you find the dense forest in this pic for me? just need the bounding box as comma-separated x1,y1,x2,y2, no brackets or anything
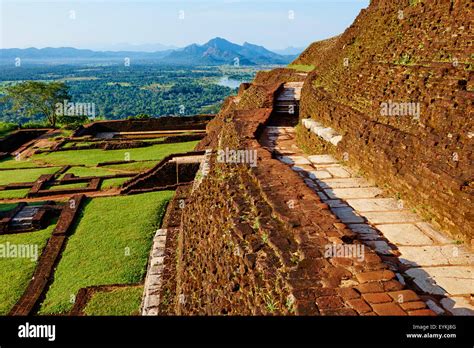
0,64,260,124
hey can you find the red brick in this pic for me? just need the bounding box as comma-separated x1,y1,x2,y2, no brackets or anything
296,300,319,316
388,290,420,303
363,253,382,264
362,292,392,304
371,302,407,316
315,296,344,310
356,270,395,283
356,282,384,293
408,309,436,316
347,299,372,313
331,257,353,267
400,301,427,311
321,308,358,316
382,279,404,291
338,287,360,300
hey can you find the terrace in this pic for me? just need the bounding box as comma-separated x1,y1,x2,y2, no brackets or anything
0,116,211,315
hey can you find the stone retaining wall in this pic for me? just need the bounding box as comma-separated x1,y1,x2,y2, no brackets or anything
74,115,214,137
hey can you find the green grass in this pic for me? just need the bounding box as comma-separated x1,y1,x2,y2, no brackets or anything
100,178,130,189
0,122,18,138
39,191,174,314
0,203,18,212
0,222,56,315
32,141,199,167
102,161,158,173
83,286,144,316
59,166,117,178
62,141,95,149
46,182,88,191
0,188,29,199
0,157,44,169
0,167,60,186
288,64,315,72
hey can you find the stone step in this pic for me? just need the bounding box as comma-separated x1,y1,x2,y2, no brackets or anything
406,266,473,296
376,224,434,246
324,187,383,199
345,198,402,212
318,178,372,189
363,211,421,224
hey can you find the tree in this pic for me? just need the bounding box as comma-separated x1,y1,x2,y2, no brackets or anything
2,81,70,127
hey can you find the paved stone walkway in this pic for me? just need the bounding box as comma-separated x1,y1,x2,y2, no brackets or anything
263,126,474,316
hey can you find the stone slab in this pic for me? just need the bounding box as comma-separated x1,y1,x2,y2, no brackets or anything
425,299,445,315
440,297,474,316
376,224,434,246
346,198,401,212
309,170,332,180
331,207,365,223
366,241,393,255
347,224,379,235
415,222,453,245
307,155,338,164
277,156,294,165
398,246,473,266
325,199,349,208
291,164,315,172
288,156,312,165
364,211,421,224
326,166,351,178
318,178,372,189
406,267,473,296
324,187,383,199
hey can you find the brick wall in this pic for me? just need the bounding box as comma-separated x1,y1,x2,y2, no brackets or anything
296,0,473,242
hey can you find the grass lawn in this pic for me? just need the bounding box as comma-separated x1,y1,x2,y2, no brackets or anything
0,167,60,186
102,161,158,173
62,141,95,149
32,141,199,167
0,157,44,169
46,182,89,191
0,122,18,138
83,286,144,316
100,178,130,189
288,64,315,72
0,222,56,315
59,166,117,179
0,188,29,200
39,191,174,314
0,203,19,212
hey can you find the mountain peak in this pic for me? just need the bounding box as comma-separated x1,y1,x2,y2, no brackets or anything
207,37,231,44
162,37,293,66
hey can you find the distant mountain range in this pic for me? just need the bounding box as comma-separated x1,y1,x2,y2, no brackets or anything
271,46,306,55
0,38,297,66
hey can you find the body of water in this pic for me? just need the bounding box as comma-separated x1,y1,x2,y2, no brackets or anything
216,76,242,89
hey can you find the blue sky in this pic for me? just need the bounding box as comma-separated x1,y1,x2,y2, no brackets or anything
1,0,369,50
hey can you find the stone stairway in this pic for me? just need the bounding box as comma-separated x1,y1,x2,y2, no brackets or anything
270,82,304,126
262,125,474,316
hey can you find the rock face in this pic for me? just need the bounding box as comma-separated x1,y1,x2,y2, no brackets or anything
295,0,473,242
